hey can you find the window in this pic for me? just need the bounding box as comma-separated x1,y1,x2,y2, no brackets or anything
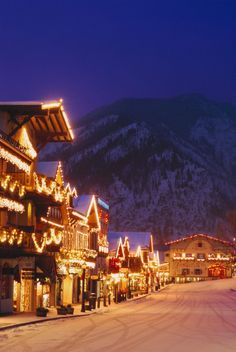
186,253,193,258
89,231,97,250
47,207,62,222
27,202,32,225
198,242,203,247
182,268,190,275
197,253,205,260
194,269,202,275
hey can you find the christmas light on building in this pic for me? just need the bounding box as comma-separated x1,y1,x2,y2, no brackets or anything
0,196,25,213
0,228,23,245
0,174,26,197
19,128,37,159
0,146,30,174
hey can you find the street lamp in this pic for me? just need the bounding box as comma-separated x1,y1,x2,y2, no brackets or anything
81,265,86,313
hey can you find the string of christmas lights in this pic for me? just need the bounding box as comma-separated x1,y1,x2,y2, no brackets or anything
0,146,30,174
0,228,23,245
0,196,25,213
32,229,63,253
0,174,25,197
19,128,37,159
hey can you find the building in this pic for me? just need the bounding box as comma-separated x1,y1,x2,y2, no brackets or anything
57,194,99,307
108,232,159,301
155,245,170,287
73,195,109,301
0,100,73,313
165,233,235,283
35,161,81,307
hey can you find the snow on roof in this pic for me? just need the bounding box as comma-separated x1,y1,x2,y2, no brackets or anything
36,161,59,178
165,233,234,246
0,100,57,106
73,195,93,216
108,231,152,252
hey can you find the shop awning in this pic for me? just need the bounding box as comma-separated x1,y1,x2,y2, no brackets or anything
35,255,57,282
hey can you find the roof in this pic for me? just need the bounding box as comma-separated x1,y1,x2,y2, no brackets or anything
108,231,152,252
165,233,234,247
36,161,59,178
73,195,93,216
0,99,74,145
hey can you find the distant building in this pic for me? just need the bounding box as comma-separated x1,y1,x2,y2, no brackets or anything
108,232,159,299
73,195,109,300
165,234,235,283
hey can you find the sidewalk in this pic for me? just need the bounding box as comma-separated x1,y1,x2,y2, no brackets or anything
0,305,94,332
0,292,152,332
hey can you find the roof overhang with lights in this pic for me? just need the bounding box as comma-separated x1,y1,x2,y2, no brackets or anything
0,99,74,150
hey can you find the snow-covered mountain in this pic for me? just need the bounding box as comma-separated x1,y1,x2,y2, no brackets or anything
41,94,236,243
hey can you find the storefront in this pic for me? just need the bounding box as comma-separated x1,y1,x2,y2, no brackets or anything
208,264,226,279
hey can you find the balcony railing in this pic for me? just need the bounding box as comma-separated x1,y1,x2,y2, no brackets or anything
0,129,28,156
0,226,62,254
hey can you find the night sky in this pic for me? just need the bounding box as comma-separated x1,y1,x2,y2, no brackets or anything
0,0,236,122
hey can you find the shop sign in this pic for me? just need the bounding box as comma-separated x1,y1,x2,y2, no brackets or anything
97,198,109,210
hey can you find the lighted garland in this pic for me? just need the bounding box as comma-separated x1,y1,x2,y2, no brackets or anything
0,228,23,245
58,257,95,269
0,196,24,213
60,247,97,260
34,172,78,204
0,174,25,198
0,146,30,174
165,233,234,246
98,237,109,248
32,233,47,253
32,229,63,253
172,253,231,261
46,228,62,245
19,128,37,159
33,173,64,202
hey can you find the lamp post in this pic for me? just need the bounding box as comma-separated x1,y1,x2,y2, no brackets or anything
81,266,86,312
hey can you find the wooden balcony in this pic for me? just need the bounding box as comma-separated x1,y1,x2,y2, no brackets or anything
0,129,33,171
0,226,62,257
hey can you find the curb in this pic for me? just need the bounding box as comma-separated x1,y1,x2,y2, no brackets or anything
0,311,94,332
127,293,150,302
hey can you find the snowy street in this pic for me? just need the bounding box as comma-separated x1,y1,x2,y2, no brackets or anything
1,279,236,352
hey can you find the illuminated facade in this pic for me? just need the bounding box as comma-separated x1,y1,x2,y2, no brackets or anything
56,193,98,306
68,195,110,303
0,100,73,313
108,232,159,301
165,234,235,283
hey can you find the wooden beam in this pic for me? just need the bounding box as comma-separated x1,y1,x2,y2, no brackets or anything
8,114,34,137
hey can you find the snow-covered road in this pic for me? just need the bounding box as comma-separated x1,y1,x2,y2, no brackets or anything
1,278,236,352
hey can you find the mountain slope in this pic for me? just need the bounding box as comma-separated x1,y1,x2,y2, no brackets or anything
41,94,236,243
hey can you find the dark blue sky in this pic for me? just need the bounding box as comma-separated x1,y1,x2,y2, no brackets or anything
0,0,235,122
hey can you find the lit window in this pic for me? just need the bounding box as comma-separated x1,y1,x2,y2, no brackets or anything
182,268,190,275
194,269,202,275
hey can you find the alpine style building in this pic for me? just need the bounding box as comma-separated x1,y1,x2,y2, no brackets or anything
165,234,235,283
